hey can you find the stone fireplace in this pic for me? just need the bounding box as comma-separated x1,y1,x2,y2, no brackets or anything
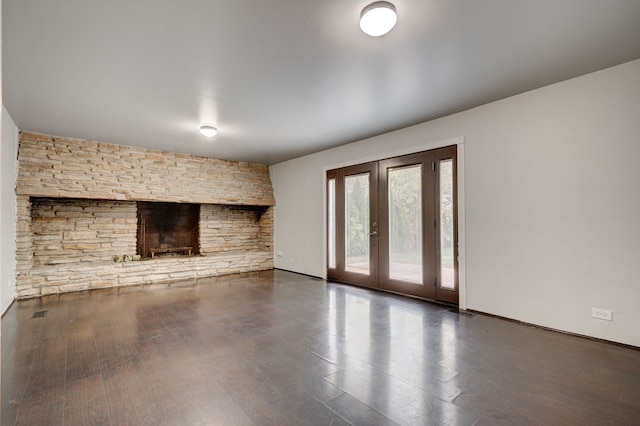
15,132,274,298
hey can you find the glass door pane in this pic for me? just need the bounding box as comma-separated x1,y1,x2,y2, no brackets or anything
388,165,423,284
345,173,370,275
439,159,455,290
378,151,435,300
328,178,336,269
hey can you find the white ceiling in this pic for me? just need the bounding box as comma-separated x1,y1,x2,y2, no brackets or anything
4,1,640,165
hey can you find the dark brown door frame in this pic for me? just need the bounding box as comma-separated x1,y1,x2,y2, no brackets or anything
378,151,437,300
327,146,459,305
434,146,459,304
327,162,379,289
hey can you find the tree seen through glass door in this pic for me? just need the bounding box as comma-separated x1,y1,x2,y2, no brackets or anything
388,164,423,284
345,173,370,275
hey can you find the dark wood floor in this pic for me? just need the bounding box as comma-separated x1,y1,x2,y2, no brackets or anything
2,270,639,425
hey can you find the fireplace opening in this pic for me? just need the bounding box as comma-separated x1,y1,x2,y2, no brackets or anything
137,202,200,259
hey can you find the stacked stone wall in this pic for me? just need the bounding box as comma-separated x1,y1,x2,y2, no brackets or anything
200,205,272,254
17,132,274,206
258,206,274,253
31,198,137,265
16,196,33,281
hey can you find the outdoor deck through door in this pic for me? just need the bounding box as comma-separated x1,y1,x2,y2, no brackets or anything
327,146,458,304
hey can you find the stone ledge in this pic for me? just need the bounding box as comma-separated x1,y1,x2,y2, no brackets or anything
17,251,274,298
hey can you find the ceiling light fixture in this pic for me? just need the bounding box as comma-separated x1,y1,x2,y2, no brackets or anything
199,125,218,138
360,1,397,37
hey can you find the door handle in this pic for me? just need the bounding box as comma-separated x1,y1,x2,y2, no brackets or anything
369,231,378,237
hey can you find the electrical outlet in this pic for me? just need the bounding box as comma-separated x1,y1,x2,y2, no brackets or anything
277,251,283,257
592,308,612,321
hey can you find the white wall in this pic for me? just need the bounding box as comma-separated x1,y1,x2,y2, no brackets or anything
1,106,19,315
270,59,640,347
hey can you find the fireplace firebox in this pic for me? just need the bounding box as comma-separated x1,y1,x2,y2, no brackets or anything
137,202,200,259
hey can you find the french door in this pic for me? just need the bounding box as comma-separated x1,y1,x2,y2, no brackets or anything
327,146,458,304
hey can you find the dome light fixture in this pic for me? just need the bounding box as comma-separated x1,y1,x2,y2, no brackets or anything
360,1,397,37
199,125,218,138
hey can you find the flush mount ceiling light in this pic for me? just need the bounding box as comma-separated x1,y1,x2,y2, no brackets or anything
199,125,218,138
360,1,397,37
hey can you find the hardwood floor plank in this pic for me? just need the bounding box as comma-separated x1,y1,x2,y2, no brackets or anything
1,347,38,423
326,392,400,426
14,383,65,426
100,354,161,425
63,375,110,426
13,334,68,426
66,327,100,383
21,335,67,398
